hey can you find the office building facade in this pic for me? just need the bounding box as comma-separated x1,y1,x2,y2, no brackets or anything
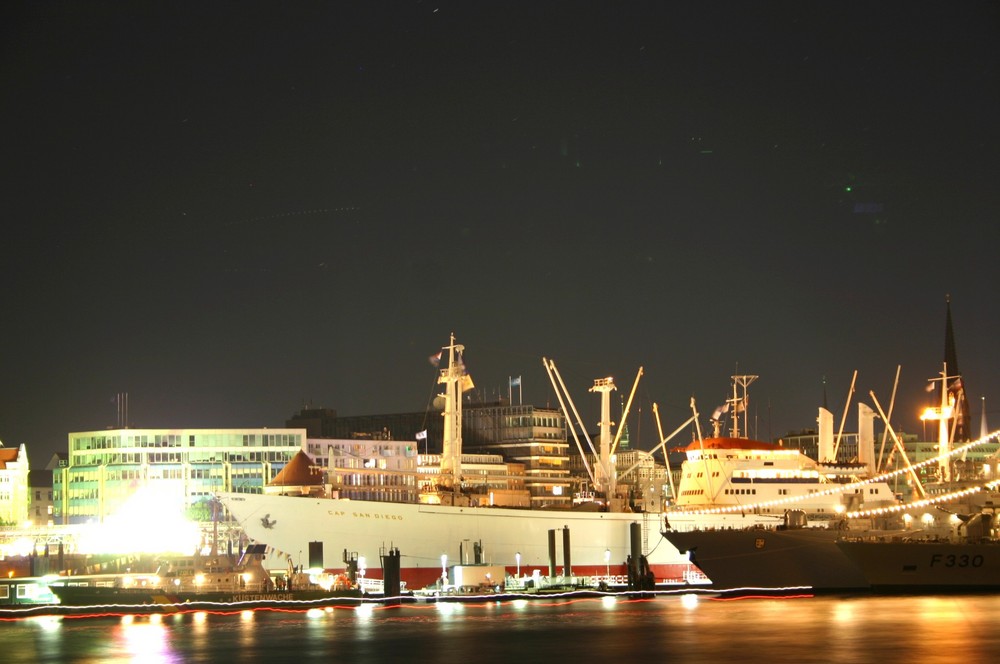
54,428,306,524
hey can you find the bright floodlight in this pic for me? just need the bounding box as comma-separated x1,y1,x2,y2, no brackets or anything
77,485,201,555
920,406,953,421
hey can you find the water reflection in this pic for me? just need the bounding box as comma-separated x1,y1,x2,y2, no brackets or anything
116,619,178,663
3,595,1000,663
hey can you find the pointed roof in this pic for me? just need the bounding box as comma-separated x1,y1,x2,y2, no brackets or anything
982,397,990,440
944,296,972,442
269,450,323,486
0,447,19,468
945,295,960,376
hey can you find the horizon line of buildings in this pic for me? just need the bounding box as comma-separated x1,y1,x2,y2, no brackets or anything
2,398,997,535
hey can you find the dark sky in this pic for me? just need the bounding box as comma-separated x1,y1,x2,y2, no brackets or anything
3,1,999,465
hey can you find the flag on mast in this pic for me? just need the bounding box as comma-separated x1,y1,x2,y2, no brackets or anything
508,375,523,405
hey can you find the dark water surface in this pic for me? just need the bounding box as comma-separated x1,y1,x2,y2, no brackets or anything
4,594,999,663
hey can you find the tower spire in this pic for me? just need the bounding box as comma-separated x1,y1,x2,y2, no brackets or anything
944,295,959,376
943,296,971,442
982,396,989,440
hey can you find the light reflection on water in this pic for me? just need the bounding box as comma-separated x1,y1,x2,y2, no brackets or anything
4,595,1000,663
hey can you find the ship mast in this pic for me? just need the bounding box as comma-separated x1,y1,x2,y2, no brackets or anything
921,363,957,483
438,333,465,490
728,375,757,438
590,377,617,497
543,359,642,505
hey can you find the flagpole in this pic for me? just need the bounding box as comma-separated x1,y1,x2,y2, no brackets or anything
508,376,512,405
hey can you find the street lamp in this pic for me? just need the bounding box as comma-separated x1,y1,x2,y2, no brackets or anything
515,551,521,577
604,548,611,578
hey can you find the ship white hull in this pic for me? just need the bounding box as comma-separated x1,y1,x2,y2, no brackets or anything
220,493,785,589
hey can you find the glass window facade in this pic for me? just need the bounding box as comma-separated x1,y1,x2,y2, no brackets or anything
53,428,306,524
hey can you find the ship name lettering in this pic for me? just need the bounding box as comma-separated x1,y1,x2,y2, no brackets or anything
929,553,984,568
350,512,402,521
327,510,347,517
232,593,292,602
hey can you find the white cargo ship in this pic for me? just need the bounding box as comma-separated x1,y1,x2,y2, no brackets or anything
221,336,898,591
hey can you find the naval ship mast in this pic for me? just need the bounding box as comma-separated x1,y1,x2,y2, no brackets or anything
922,362,961,483
919,298,971,483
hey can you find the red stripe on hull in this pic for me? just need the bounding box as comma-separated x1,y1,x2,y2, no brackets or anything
332,563,699,590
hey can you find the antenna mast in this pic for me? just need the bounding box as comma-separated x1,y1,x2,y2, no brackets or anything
729,375,757,438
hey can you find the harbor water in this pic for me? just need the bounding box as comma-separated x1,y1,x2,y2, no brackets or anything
4,593,1000,663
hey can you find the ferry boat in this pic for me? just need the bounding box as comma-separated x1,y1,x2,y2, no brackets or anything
220,337,902,592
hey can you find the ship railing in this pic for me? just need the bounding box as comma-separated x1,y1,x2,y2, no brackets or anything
683,569,710,584
504,574,607,591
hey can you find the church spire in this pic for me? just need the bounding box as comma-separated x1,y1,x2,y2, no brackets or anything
982,396,989,440
944,294,960,376
943,295,971,442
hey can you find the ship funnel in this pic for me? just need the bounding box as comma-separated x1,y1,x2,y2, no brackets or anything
818,408,834,462
858,403,876,473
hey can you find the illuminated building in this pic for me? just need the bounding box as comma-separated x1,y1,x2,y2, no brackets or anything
461,404,572,507
0,442,30,526
53,428,306,524
304,437,419,502
297,438,530,506
416,453,530,507
289,403,574,508
28,467,54,527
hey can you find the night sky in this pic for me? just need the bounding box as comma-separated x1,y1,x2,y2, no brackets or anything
3,2,999,465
